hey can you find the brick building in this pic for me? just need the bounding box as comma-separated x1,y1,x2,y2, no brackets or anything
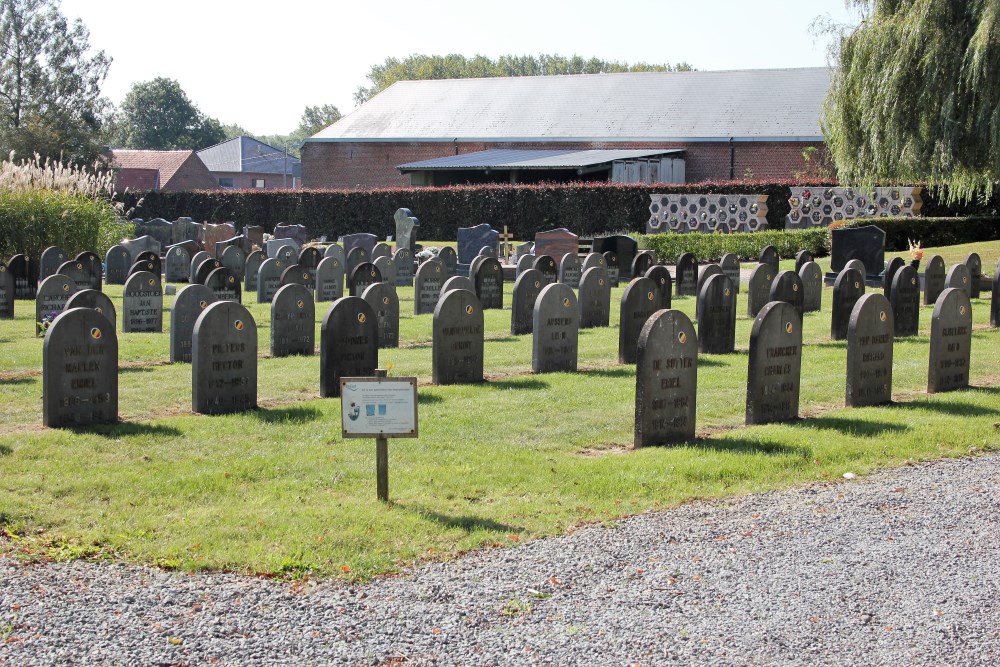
197,136,301,189
301,67,832,189
110,149,217,192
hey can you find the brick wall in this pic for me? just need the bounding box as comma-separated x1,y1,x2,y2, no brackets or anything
301,140,830,189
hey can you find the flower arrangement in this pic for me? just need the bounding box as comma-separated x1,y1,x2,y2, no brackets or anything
908,239,923,261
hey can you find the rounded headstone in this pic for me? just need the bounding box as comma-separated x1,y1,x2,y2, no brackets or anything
319,296,378,397
442,275,475,296
747,263,776,318
516,253,535,278
40,246,69,281
964,252,982,298
843,259,866,281
832,268,865,340
578,266,611,329
511,269,545,335
361,281,400,348
558,252,582,289
349,262,382,297
581,252,605,274
432,289,484,385
170,284,217,362
890,265,920,336
316,256,345,302
221,245,247,277
719,253,741,294
922,255,946,306
798,261,823,312
281,263,316,293
602,251,620,287
631,251,655,279
206,266,242,302
192,301,257,414
271,283,315,357
347,246,370,275
63,289,116,330
698,273,736,354
42,307,118,427
414,258,446,315
244,250,264,291
35,274,77,334
473,257,504,309
437,246,458,277
0,262,13,319
371,242,392,262
674,252,698,297
769,270,804,318
618,277,660,364
645,264,673,310
73,252,102,291
794,249,814,273
532,255,557,285
928,288,972,393
323,243,346,264
635,309,697,447
105,245,131,285
758,245,779,273
846,293,894,407
945,263,972,299
373,256,397,287
257,258,287,303
122,271,163,332
746,301,801,425
297,247,323,274
165,246,192,283
189,251,212,284
883,256,906,300
532,282,579,373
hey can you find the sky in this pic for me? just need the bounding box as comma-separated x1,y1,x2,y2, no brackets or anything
58,0,860,137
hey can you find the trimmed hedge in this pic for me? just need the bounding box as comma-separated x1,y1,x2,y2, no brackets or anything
836,216,1000,251
0,191,128,260
640,229,831,263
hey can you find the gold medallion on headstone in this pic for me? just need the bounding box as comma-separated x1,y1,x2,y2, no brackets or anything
879,311,887,322
466,305,474,315
785,322,794,334
148,278,154,286
229,276,235,283
62,284,69,292
911,278,916,285
235,320,244,331
563,298,571,307
960,305,967,316
358,313,366,323
382,296,389,305
647,291,654,301
199,300,208,308
678,331,687,344
854,281,860,289
792,284,799,292
534,281,541,288
90,327,102,339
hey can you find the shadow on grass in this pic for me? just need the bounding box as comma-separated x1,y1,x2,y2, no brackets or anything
579,367,633,379
72,421,184,438
120,366,155,374
399,504,524,534
417,393,444,405
790,415,909,438
688,435,811,458
892,397,999,417
485,378,550,391
0,444,11,456
0,377,35,385
485,336,520,345
250,405,323,424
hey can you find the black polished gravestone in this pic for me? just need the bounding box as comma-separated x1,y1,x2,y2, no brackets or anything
558,252,582,289
393,248,414,287
618,277,660,364
316,256,345,303
362,281,400,349
438,246,458,277
922,254,946,305
164,246,191,283
928,288,973,393
270,283,315,358
281,264,317,293
719,253,741,294
346,246,370,276
122,271,163,333
769,270,804,318
698,273,737,354
244,250,264,292
831,268,865,340
831,225,885,276
7,254,38,300
993,259,1000,327
578,266,611,329
63,289,116,330
319,297,379,398
56,260,91,292
35,274,77,333
890,265,920,336
194,257,221,285
645,265,673,310
189,251,212,284
675,252,699,297
798,261,823,312
40,246,68,281
965,252,983,298
532,255,558,285
602,251,620,287
511,269,545,335
256,258,287,303
373,256,396,287
191,301,257,414
474,257,504,309
695,264,723,321
945,263,972,299
432,289,485,385
42,307,118,428
532,283,579,373
745,301,802,425
794,249,814,274
74,251,102,291
593,235,638,274
883,256,905,301
221,245,247,278
442,275,475,296
634,309,698,447
170,284,217,362
297,247,323,277
134,251,161,277
846,293,894,408
206,267,242,303
0,263,12,318
127,258,159,282
414,258,446,315
759,245,779,274
631,251,655,280
349,262,382,297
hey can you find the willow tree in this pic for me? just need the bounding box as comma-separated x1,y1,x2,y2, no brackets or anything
823,0,1000,201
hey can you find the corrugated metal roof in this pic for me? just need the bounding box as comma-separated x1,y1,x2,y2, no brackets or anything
308,67,831,143
198,136,300,174
397,148,684,171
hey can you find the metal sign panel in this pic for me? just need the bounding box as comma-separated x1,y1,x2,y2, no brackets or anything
340,377,418,438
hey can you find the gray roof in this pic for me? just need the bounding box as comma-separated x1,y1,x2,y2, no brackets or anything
398,148,684,172
197,136,301,174
308,67,831,143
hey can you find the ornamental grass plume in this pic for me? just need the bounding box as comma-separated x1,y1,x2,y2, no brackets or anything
0,151,116,199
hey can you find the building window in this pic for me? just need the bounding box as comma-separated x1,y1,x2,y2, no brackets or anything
252,178,265,188
218,177,234,188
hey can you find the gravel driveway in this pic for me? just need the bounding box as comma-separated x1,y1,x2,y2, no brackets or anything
2,454,998,666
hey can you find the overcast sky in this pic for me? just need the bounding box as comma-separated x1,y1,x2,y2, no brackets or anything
59,0,859,136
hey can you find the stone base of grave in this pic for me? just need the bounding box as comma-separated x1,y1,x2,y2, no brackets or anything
824,272,885,288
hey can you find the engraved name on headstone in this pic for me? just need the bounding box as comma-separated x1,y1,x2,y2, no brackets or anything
319,297,378,397
271,283,315,357
746,301,801,425
42,308,118,427
170,284,216,362
511,269,545,335
846,293,894,407
698,273,736,354
928,288,972,393
619,277,660,364
578,266,611,329
432,289,484,385
890,265,920,336
192,301,257,414
831,268,865,340
634,309,697,447
414,258,446,315
532,283,579,373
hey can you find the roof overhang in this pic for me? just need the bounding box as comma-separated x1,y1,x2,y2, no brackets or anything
398,148,686,173
308,136,824,145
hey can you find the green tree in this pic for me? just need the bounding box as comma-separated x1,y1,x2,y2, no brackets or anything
0,0,111,162
354,54,694,104
823,0,1000,201
115,78,225,150
296,103,341,137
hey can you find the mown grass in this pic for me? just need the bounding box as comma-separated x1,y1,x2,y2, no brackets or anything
0,241,998,579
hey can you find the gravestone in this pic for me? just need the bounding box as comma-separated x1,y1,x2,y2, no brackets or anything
759,245,779,273
120,235,161,262
134,250,161,275
243,225,265,251
581,252,605,274
798,261,823,312
890,265,920,336
534,229,578,268
645,264,673,310
964,252,982,298
202,222,236,255
221,245,247,277
206,267,242,302
127,259,159,282
478,245,497,258
558,252,582,288
745,301,802,425
883,256,905,300
516,253,534,278
631,251,655,279
602,251,620,287
74,251,102,291
928,288,972,393
194,257,221,285
122,271,163,332
532,255,557,285
172,218,201,244
133,218,173,248
35,274,77,334
373,256,397,286
316,256,345,302
349,262,382,296
846,293,894,407
794,250,814,274
457,224,499,265
695,264,722,320
432,289,484,385
511,269,545,335
271,283,315,357
298,247,323,278
214,235,243,258
371,242,392,262
165,246,191,283
438,246,458,277
843,259,867,281
189,251,212,283
619,277,660,364
719,253,740,294
362,281,400,348
256,258,287,303
414,258,446,315
320,296,378,397
273,223,309,247
192,301,257,414
578,266,611,329
170,284,217,362
532,283,579,373
593,235,638,277
945,263,972,298
394,208,420,253
634,309,697,447
514,242,534,261
281,264,316,293
346,246,370,276
474,257,504,309
0,263,12,318
831,268,865,340
42,308,118,427
922,255,946,305
831,225,885,275
675,252,698,297
442,275,475,295
340,232,379,260
6,255,32,299
57,260,93,292
40,246,69,281
64,289,116,330
244,250,264,291
769,270,804,318
324,243,346,265
266,239,299,261
698,274,736,354
393,248,414,287
992,259,1000,327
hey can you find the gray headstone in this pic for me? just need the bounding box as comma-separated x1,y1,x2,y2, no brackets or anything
618,277,660,364
165,246,191,283
719,253,740,294
63,289,115,330
281,264,316,293
394,208,420,253
468,255,486,280
170,284,217,362
189,251,212,284
206,267,242,303
347,246,370,276
73,252,102,291
631,251,655,280
890,265,920,336
319,296,378,397
120,235,161,261
593,236,638,277
257,258,287,303
273,223,309,247
516,253,535,278
581,253,605,274
794,250,814,274
945,263,972,298
532,282,579,373
798,261,823,312
172,217,201,245
442,275,475,296
9,254,39,298
758,245,779,273
603,252,620,287
928,288,972,393
271,283,315,357
127,258,160,282
769,270,804,318
339,233,378,260
578,266,611,329
244,250,264,292
832,268,865,340
746,301,801,425
35,274,76,334
432,289,484,385
695,264,722,320
831,226,885,275
265,238,298,261
698,274,736,354
473,257,504,309
645,264,673,311
635,309,697,447
438,246,458,277
457,224,498,264
316,256,345,302
993,259,1000,328
514,242,535,260
298,247,323,277
393,248,414,287
558,252,582,288
883,256,906,301
846,293,894,407
964,252,982,298
192,301,257,414
675,253,698,297
133,218,173,248
193,257,221,285
349,262,381,297
371,243,391,262
373,256,397,287
40,246,69,281
221,245,247,278
362,281,400,348
511,269,545,335
843,259,867,281
0,262,12,318
122,271,163,332
324,243,346,265
922,255,946,305
478,245,497,259
42,307,118,427
532,255,557,285
414,258,446,315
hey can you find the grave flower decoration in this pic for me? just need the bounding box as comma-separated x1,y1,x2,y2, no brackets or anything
908,239,923,261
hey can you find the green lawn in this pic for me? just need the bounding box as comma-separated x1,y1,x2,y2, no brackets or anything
0,241,998,579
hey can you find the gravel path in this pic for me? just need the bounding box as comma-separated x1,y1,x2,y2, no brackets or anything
2,454,998,666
